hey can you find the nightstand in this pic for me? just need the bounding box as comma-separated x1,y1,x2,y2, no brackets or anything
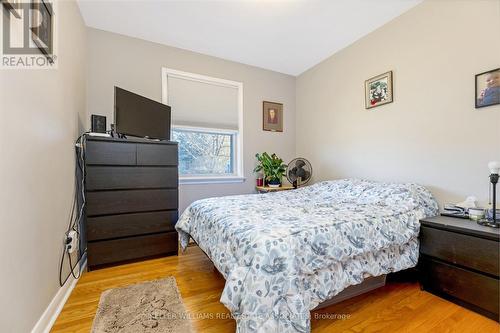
418,215,500,321
255,185,294,193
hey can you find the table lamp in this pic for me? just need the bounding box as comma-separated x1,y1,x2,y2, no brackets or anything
478,161,499,228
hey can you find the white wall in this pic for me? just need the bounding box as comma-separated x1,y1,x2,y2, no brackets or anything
86,28,296,212
1,2,498,331
296,0,500,207
0,1,87,332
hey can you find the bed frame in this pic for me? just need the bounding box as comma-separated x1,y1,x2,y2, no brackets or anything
188,242,387,310
314,275,386,310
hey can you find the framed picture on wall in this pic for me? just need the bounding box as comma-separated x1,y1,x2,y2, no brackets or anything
365,71,393,109
31,0,54,63
263,101,283,132
475,68,500,108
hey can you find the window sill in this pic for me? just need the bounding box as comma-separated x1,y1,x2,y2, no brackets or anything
179,176,246,185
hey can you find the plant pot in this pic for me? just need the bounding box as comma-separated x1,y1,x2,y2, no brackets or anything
268,179,281,188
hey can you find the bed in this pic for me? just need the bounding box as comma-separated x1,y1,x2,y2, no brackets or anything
175,179,438,332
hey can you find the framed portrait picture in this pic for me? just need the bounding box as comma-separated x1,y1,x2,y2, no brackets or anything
365,71,393,109
263,101,283,132
475,68,500,108
31,0,54,62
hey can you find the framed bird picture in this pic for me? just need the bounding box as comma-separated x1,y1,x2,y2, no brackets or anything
475,68,500,108
365,71,393,109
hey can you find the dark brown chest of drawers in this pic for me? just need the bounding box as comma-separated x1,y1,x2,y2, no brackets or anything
419,216,499,321
84,136,178,270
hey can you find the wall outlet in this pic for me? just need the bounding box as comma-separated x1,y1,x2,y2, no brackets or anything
66,230,78,254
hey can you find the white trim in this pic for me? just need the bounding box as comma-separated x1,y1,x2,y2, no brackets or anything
161,67,244,179
173,125,238,135
31,259,86,333
162,68,242,89
179,176,246,185
236,80,244,178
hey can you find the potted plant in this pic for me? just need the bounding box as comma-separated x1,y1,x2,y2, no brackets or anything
254,152,287,187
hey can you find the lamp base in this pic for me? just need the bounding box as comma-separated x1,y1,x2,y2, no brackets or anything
477,218,500,228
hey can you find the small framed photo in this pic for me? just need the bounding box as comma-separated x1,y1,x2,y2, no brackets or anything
263,101,283,132
365,71,393,109
31,0,54,62
475,68,500,108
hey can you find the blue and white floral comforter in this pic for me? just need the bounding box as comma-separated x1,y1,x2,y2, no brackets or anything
176,179,438,332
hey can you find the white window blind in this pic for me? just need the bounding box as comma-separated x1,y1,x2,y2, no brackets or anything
162,68,244,183
167,76,239,130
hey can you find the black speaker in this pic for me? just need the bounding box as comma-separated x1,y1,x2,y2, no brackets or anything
91,115,106,133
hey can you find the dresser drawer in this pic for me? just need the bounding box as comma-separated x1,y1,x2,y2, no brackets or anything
86,189,178,216
136,143,177,166
85,141,136,165
86,166,178,190
420,226,499,276
420,256,499,320
88,232,178,267
87,210,178,241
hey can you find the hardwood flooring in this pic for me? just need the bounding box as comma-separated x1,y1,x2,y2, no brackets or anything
52,246,499,332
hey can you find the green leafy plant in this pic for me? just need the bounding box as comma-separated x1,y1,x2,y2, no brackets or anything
254,152,287,185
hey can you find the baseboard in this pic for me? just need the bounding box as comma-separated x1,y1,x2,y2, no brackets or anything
31,256,87,333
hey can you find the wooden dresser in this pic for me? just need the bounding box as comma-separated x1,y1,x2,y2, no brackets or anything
419,216,499,321
84,136,178,270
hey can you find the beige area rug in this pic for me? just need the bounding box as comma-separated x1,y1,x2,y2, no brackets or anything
91,277,195,333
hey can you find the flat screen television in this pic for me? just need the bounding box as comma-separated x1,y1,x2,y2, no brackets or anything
114,87,171,140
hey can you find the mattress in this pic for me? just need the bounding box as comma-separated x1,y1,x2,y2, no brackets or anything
176,179,438,332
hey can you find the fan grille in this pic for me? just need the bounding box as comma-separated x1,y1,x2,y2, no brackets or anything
286,158,312,185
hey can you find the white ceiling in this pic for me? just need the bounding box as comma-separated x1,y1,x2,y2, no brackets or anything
77,0,422,76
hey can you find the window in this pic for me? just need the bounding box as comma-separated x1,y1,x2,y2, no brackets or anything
172,126,236,176
162,68,243,184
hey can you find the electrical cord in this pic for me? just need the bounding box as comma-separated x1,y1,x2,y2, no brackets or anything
59,132,89,286
68,134,86,280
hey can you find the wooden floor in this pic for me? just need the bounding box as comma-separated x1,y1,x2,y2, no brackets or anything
52,246,499,333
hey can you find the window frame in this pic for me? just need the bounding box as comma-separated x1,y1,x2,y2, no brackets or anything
162,68,244,185
172,125,241,182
